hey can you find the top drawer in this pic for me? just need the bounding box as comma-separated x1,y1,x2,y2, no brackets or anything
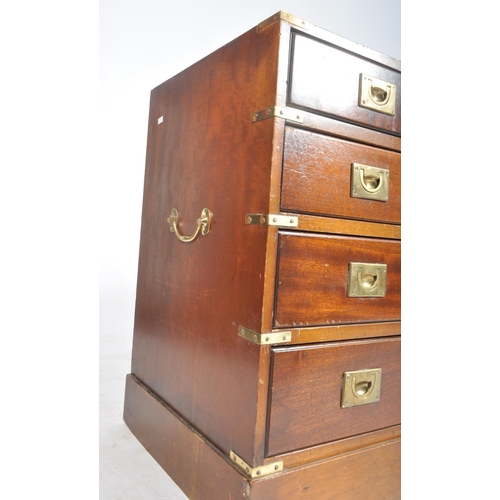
288,33,401,135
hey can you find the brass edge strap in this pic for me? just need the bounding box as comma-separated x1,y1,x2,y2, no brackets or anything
257,11,310,32
246,213,400,239
240,323,400,346
279,11,311,30
257,12,400,71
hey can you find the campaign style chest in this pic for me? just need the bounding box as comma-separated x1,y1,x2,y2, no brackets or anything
124,11,401,499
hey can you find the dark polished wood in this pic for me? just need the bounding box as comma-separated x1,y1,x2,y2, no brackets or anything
252,439,401,500
131,20,282,465
282,126,401,223
274,232,401,327
267,337,401,455
284,321,401,344
296,213,401,239
125,11,401,498
269,425,401,468
124,374,400,500
289,32,401,135
124,374,247,499
299,110,401,152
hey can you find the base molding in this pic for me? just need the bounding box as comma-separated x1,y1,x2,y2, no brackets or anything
123,374,401,499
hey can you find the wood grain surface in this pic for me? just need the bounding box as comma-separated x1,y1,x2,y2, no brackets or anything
252,439,401,499
289,32,401,135
267,337,401,455
274,232,401,327
124,374,247,500
125,373,400,500
130,20,282,465
125,12,402,496
282,126,401,223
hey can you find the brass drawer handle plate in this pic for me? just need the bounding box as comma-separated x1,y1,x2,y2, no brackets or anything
342,368,382,407
168,207,212,243
347,262,387,297
358,74,397,116
351,163,389,201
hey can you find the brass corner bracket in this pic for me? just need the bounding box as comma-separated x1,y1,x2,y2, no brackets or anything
238,326,291,346
245,214,298,228
230,451,283,479
257,11,310,32
252,106,303,124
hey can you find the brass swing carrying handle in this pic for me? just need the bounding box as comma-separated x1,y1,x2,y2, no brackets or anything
168,207,213,243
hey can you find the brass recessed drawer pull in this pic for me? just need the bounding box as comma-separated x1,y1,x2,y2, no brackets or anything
341,368,382,407
358,74,397,116
168,207,213,243
347,262,387,297
351,163,389,201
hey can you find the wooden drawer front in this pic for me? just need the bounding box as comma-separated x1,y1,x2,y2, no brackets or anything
282,127,401,224
267,337,400,456
289,33,401,135
274,232,400,328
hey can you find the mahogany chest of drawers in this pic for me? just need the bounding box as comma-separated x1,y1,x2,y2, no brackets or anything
124,11,401,499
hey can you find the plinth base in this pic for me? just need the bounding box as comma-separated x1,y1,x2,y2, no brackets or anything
123,374,401,499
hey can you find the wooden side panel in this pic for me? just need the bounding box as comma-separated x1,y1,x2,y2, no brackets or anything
251,440,401,500
274,232,401,327
289,33,401,135
130,21,282,464
267,338,401,456
124,375,247,500
282,127,401,224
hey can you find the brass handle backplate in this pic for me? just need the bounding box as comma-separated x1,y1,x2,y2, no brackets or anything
347,262,387,297
168,207,212,243
341,368,382,408
358,73,397,116
351,163,389,202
